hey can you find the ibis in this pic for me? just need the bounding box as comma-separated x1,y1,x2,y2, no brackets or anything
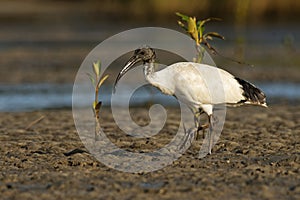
114,46,267,154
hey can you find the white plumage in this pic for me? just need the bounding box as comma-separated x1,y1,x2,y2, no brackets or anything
145,62,252,115
114,47,267,154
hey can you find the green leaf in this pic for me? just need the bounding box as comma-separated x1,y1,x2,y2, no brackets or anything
93,101,102,111
187,17,199,44
204,32,225,40
93,101,97,109
201,26,205,33
97,74,109,89
197,21,200,29
93,60,101,76
177,20,187,31
203,40,218,54
197,21,205,38
176,12,189,21
205,35,213,41
95,101,102,111
200,17,222,27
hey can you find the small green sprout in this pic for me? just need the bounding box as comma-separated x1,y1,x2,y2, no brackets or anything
87,60,109,139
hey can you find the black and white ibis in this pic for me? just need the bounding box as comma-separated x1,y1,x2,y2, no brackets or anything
114,46,267,154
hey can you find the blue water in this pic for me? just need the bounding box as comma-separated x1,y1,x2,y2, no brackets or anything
0,84,72,112
0,82,299,112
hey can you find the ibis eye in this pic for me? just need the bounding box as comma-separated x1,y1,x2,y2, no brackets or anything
134,49,140,54
139,51,145,56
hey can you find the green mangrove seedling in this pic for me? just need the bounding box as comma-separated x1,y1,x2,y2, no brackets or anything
176,12,225,63
87,60,109,139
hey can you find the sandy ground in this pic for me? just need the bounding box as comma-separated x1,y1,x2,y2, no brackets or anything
0,104,299,199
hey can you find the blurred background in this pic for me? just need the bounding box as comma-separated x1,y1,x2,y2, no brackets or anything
0,0,299,111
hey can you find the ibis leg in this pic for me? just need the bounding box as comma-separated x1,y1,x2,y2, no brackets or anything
194,109,209,140
197,123,209,139
207,114,215,154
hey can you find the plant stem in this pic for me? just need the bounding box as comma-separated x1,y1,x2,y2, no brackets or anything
195,44,205,63
94,75,100,140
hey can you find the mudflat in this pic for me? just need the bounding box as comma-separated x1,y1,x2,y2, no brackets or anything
0,105,299,199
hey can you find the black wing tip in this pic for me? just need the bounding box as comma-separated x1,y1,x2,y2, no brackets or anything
235,77,267,106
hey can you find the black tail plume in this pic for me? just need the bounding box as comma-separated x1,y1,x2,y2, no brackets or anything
235,77,267,106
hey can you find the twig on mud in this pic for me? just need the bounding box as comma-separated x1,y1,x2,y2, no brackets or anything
25,115,45,130
63,148,89,156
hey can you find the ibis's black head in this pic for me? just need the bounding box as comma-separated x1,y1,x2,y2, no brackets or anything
113,47,156,92
133,47,156,64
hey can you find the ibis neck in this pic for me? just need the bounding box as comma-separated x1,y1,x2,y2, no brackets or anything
143,61,174,96
143,61,155,77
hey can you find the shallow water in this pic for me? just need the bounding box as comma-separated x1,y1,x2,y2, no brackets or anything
0,82,299,112
1,23,299,112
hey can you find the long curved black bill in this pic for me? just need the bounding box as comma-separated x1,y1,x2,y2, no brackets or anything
113,56,141,93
